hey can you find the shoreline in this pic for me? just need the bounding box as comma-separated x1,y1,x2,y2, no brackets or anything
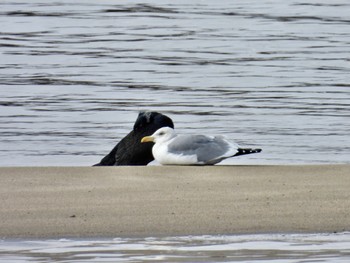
1,165,349,239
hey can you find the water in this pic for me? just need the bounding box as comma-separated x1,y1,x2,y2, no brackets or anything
1,233,350,262
0,1,350,261
0,0,349,166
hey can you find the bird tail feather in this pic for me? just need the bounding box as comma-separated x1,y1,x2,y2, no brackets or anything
233,148,262,157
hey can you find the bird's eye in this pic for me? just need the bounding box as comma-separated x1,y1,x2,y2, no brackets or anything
159,132,165,136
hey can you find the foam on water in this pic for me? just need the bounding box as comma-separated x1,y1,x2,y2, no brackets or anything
1,233,350,262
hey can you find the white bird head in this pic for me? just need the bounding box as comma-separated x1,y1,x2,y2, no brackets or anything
141,127,176,144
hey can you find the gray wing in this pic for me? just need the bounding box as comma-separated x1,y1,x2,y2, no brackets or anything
167,135,235,163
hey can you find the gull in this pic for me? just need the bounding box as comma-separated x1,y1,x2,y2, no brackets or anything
141,127,261,165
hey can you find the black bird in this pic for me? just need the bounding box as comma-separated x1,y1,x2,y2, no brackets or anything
93,111,174,166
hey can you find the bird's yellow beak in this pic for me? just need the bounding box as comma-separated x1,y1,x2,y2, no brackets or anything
141,136,154,143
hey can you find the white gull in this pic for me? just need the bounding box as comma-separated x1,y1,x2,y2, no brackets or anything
141,127,261,165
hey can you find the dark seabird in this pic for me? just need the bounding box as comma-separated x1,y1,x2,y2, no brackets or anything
141,127,261,165
94,111,174,166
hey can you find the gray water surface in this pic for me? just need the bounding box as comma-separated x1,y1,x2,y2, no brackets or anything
1,233,350,262
1,0,350,166
1,2,350,262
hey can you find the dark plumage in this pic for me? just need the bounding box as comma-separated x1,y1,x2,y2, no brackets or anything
233,148,262,157
93,111,174,166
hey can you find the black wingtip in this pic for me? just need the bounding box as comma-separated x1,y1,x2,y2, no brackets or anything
234,148,262,157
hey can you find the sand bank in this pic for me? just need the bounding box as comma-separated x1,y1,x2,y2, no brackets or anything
0,165,349,238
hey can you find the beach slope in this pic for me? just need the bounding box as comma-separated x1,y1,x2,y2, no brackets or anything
0,165,349,238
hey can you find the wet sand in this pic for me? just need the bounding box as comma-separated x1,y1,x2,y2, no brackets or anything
0,165,349,239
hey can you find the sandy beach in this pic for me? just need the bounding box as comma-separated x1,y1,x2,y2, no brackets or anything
0,165,349,239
